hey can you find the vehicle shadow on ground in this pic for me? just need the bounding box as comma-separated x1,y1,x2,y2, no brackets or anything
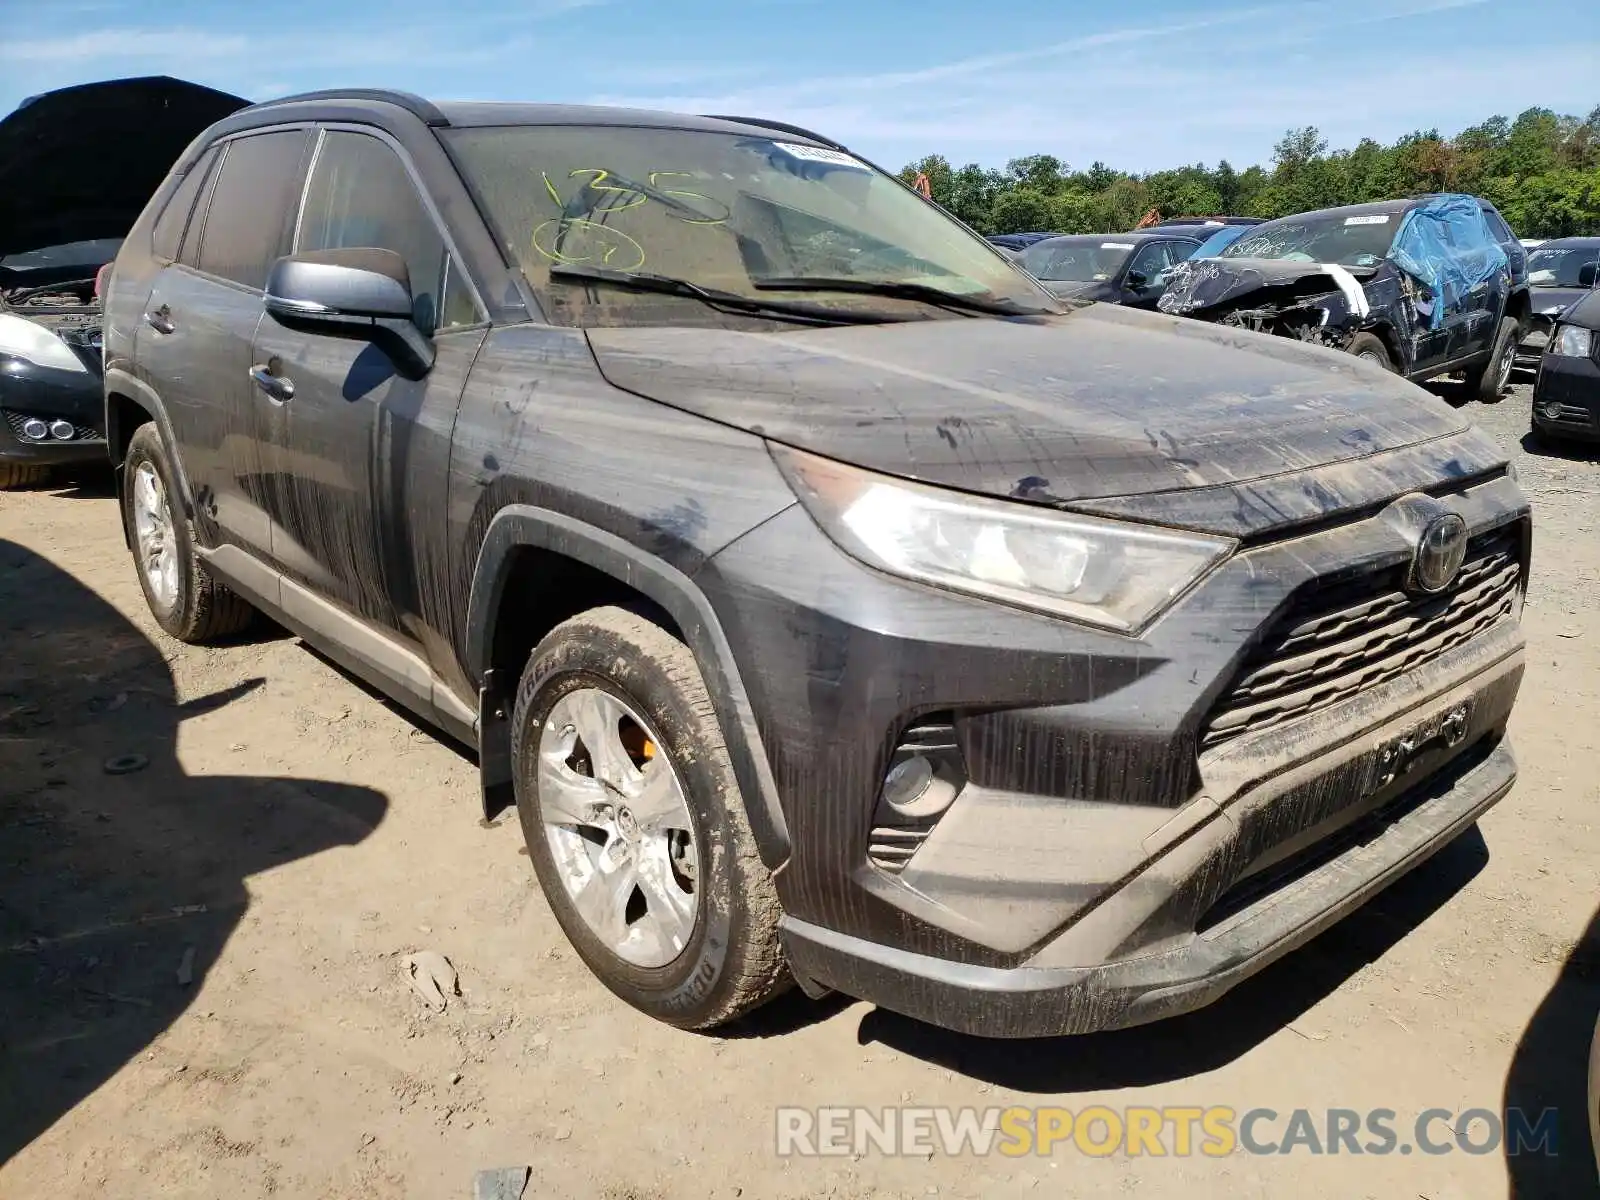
848,826,1489,1091
0,538,388,1167
30,462,117,501
1520,431,1600,465
1503,903,1599,1197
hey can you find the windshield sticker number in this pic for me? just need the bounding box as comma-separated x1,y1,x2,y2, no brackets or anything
1101,242,1135,249
771,142,870,171
1344,215,1391,226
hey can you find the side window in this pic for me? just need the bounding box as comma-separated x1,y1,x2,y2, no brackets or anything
296,131,479,334
195,130,311,289
151,146,220,263
1127,240,1174,284
1483,208,1514,245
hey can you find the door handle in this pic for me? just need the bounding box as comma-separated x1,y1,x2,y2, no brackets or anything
249,363,295,402
145,305,174,335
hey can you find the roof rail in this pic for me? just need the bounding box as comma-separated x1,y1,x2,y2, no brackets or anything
701,114,845,151
249,88,449,127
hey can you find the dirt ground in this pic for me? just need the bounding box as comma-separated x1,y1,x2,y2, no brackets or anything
1,376,1597,1199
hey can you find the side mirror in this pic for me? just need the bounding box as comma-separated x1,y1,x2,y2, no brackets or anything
1125,270,1149,291
264,247,434,377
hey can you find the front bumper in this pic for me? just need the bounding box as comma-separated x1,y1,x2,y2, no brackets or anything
782,668,1518,1038
0,355,106,466
1531,348,1600,441
701,464,1528,1036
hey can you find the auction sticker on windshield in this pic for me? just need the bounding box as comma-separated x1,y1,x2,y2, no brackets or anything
1344,215,1391,225
1102,242,1135,249
772,142,869,170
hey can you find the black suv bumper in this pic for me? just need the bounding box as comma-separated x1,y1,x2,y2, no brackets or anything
1531,348,1600,442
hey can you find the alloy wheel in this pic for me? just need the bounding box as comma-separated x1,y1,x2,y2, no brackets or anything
537,686,699,968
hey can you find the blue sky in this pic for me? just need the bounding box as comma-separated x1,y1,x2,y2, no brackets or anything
1,0,1595,174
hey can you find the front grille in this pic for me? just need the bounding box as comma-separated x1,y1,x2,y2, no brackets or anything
1200,528,1521,752
1541,403,1594,426
1,408,99,443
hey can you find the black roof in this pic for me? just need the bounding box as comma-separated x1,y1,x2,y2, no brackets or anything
1529,236,1600,249
1030,230,1201,250
1151,215,1263,227
242,89,839,148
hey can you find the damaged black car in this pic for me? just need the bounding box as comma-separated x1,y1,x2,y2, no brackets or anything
105,91,1531,1039
1530,288,1600,444
1518,237,1600,366
1020,230,1202,307
1159,195,1529,401
0,75,245,488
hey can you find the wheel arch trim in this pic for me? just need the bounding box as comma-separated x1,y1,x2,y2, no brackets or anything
464,504,791,868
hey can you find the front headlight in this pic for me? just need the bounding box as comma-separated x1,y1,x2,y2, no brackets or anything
0,312,89,374
775,448,1235,634
1552,324,1594,358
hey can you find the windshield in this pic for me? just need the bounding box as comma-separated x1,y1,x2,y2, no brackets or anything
1189,226,1249,258
1527,246,1600,288
444,125,1057,325
1220,210,1401,267
1019,237,1136,282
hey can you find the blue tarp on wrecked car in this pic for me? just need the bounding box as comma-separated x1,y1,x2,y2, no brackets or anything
1389,193,1508,330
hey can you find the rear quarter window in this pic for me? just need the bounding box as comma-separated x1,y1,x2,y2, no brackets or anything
151,146,221,263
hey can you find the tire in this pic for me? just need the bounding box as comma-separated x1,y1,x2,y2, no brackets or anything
1466,317,1519,403
1346,332,1395,372
0,463,48,490
511,606,788,1030
121,423,254,642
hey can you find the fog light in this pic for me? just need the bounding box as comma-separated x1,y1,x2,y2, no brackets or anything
1542,402,1562,419
20,417,48,441
48,419,74,440
868,715,966,874
882,755,934,812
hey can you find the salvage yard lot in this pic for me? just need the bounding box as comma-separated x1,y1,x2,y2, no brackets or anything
1,381,1597,1199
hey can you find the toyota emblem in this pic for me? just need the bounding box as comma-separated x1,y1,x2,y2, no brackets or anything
1408,512,1468,596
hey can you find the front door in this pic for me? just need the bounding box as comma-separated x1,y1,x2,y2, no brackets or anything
137,128,310,562
252,127,486,657
1121,240,1187,309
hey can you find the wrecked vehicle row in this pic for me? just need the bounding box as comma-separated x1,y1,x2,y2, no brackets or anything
1519,236,1600,365
1158,195,1529,399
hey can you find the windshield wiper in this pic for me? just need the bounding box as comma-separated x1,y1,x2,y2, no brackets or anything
548,265,892,325
751,276,1051,317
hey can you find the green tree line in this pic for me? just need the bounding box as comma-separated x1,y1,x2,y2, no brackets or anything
898,106,1600,239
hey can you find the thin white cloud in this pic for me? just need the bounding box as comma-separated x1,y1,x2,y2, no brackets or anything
0,27,249,63
582,0,1522,170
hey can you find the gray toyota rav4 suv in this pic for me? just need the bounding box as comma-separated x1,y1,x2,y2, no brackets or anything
104,90,1530,1037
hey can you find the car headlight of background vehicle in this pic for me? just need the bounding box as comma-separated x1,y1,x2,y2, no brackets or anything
0,312,89,374
1551,324,1593,358
774,447,1236,634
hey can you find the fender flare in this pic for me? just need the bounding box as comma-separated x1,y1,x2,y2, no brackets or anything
464,505,791,869
103,367,197,504
103,367,201,546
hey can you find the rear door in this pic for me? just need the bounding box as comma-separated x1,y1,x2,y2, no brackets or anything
136,127,311,562
251,126,486,661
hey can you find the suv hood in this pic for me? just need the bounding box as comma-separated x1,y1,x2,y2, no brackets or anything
0,76,249,260
586,303,1476,524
